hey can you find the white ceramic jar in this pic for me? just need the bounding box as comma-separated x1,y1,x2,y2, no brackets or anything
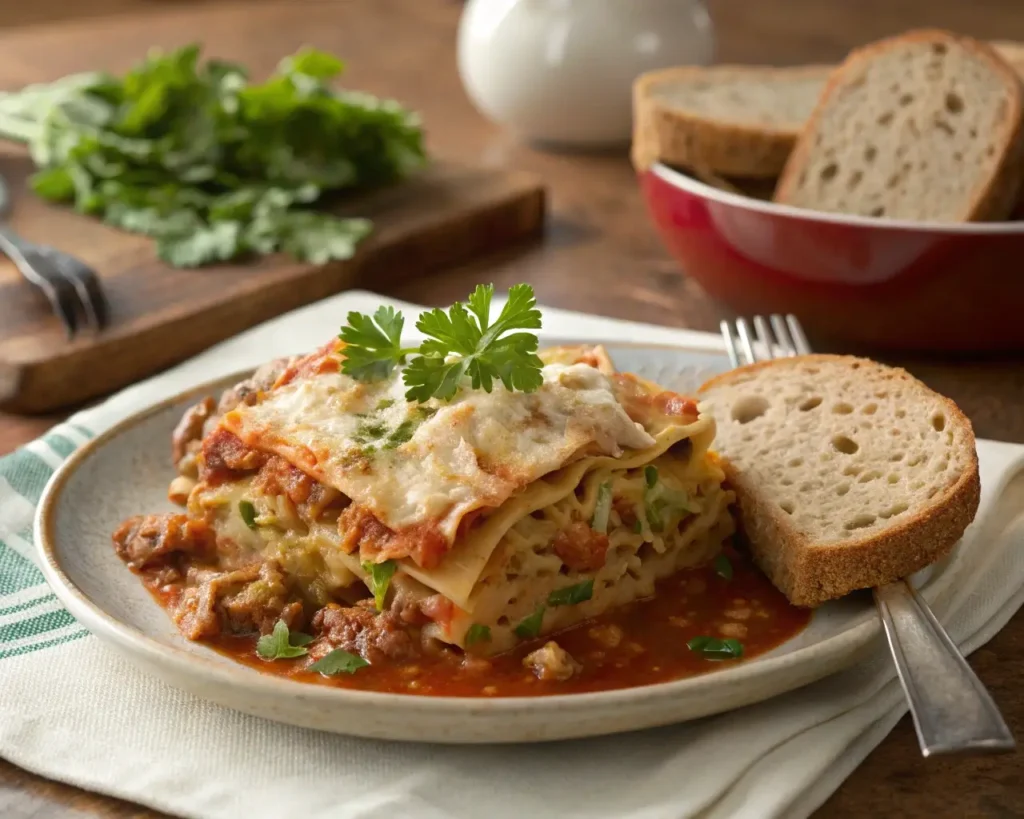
457,0,715,149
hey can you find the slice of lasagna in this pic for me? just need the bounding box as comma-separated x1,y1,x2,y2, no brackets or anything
114,339,734,674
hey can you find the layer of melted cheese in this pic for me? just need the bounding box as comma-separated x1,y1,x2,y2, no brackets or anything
220,361,656,550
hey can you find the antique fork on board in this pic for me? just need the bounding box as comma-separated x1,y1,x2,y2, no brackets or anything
720,314,1015,758
0,173,108,339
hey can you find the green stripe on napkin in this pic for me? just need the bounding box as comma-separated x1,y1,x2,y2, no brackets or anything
0,425,94,659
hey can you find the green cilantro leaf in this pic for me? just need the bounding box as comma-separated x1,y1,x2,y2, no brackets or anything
402,355,470,403
281,47,345,81
714,553,734,580
687,636,744,661
277,211,372,264
405,283,543,401
238,500,258,529
157,221,242,268
337,284,544,403
361,559,398,611
2,43,425,268
339,306,414,382
308,648,369,675
465,624,492,646
30,166,76,200
514,606,545,640
256,620,313,660
547,580,594,607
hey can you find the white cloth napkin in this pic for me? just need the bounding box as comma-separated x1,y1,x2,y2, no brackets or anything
2,290,1023,819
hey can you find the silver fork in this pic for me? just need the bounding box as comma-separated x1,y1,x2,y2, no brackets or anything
721,314,1016,758
0,174,108,339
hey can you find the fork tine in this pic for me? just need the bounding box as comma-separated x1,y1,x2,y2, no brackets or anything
753,316,774,360
38,267,79,339
770,314,797,356
6,246,79,338
720,320,740,369
787,314,812,355
49,254,108,332
736,318,756,366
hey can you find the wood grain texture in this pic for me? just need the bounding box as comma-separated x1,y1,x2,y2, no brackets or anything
0,154,544,412
2,0,1024,817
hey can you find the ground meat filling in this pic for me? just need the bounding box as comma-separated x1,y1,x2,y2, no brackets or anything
337,505,449,569
112,514,214,573
200,429,268,483
252,455,345,522
312,601,421,665
523,641,581,681
552,521,609,572
215,357,292,415
171,397,216,475
174,561,303,641
172,357,293,478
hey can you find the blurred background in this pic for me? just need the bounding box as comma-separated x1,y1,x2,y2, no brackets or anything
8,0,1024,59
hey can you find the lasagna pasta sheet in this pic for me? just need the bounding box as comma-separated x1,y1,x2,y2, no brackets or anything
400,418,714,610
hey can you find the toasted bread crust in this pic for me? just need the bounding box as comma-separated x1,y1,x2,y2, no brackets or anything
631,65,832,178
774,30,1024,222
699,354,981,607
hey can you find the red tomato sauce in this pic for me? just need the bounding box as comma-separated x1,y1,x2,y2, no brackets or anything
202,546,811,698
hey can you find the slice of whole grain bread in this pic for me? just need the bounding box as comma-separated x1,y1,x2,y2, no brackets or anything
774,29,1024,222
698,354,980,607
631,64,832,178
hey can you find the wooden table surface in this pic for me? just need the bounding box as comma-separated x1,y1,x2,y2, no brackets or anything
3,1,1024,816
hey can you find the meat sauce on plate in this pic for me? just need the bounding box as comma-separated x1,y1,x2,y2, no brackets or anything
165,546,810,698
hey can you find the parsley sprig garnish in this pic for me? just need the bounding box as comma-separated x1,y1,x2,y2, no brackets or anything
338,283,544,403
256,620,313,661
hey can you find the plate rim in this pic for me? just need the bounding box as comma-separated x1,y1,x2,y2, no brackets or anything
34,339,883,719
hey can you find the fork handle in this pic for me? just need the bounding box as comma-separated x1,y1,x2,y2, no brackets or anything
874,581,1015,756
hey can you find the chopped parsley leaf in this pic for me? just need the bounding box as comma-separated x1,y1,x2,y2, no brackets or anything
644,465,659,489
687,636,744,660
256,620,313,660
361,559,398,611
714,553,734,580
547,580,594,607
383,419,416,449
465,624,492,646
376,398,395,410
514,607,545,639
308,648,369,675
358,420,388,439
590,481,612,534
239,500,258,530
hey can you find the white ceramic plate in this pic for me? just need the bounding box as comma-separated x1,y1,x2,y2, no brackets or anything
35,341,888,744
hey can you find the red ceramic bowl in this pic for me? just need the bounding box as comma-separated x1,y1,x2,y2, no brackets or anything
640,162,1024,353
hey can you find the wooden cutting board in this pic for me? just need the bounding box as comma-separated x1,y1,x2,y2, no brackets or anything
0,152,545,413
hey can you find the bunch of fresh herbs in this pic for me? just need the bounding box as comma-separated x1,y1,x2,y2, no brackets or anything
0,44,426,267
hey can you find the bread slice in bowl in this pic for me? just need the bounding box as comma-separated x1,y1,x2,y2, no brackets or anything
631,64,832,178
698,355,980,607
774,29,1024,222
